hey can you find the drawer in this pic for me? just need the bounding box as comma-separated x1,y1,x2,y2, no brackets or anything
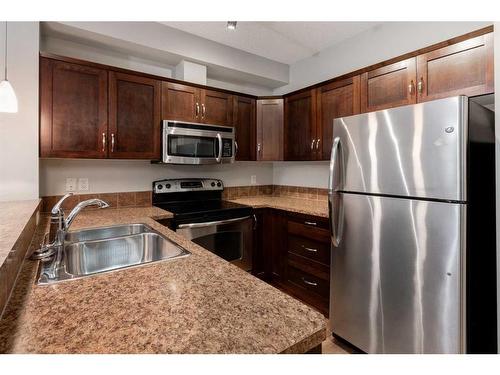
287,264,329,299
287,220,330,243
288,234,330,266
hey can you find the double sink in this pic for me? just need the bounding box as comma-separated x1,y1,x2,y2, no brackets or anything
37,223,190,285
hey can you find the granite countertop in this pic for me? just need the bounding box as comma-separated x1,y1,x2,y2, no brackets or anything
0,206,326,354
0,200,41,269
230,196,328,218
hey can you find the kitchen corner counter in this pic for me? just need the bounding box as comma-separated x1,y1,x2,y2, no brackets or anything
0,206,326,354
229,196,329,218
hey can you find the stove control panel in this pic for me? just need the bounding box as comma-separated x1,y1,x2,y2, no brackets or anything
153,178,224,194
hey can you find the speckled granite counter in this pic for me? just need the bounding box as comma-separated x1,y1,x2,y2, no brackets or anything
230,196,328,218
0,206,325,353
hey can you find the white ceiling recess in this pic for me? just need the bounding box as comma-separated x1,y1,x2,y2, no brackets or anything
162,22,380,64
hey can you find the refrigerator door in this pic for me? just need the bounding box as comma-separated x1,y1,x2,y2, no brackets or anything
330,193,465,353
333,96,467,201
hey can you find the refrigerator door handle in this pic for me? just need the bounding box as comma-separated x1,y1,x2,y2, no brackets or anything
329,137,344,247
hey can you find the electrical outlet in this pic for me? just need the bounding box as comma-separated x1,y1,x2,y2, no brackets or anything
78,178,89,191
250,175,257,185
66,178,77,192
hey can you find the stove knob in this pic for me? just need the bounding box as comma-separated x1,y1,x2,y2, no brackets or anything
211,182,215,187
157,184,163,190
165,183,171,189
217,182,222,187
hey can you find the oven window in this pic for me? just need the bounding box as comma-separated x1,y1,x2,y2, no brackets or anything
168,135,216,158
191,232,243,262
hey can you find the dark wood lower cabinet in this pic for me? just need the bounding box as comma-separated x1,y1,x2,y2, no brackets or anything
253,208,331,316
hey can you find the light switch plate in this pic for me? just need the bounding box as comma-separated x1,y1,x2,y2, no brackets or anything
66,178,77,192
78,178,89,191
250,175,257,185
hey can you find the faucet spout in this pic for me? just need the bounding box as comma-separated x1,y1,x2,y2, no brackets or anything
65,199,110,229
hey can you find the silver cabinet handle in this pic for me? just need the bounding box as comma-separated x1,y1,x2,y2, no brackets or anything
215,133,222,163
252,214,257,230
102,132,106,152
316,138,320,150
408,80,415,95
301,245,318,253
257,143,262,154
111,133,115,152
201,103,206,119
304,221,317,226
235,140,238,156
417,77,424,94
302,277,318,287
310,139,315,150
195,102,200,118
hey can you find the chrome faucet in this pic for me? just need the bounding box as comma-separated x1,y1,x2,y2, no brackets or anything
31,193,109,259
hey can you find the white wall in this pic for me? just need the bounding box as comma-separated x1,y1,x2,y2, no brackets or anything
494,22,500,353
39,159,274,196
275,22,491,95
272,161,329,188
0,22,39,201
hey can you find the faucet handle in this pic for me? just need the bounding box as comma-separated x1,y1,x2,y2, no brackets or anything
51,193,74,215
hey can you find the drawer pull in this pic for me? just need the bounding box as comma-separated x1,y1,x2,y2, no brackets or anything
304,221,317,226
302,277,318,287
302,245,318,253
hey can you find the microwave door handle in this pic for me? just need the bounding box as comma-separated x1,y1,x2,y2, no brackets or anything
329,137,344,247
216,133,222,163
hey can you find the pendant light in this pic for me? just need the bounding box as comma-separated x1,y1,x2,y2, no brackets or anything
0,22,18,113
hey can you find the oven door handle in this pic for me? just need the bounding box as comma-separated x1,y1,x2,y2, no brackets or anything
215,133,222,163
177,215,251,229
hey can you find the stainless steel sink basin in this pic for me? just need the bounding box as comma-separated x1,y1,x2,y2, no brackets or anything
36,224,190,284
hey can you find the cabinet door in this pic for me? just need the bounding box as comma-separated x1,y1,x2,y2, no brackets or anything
233,96,256,161
360,57,417,113
317,76,360,160
200,89,233,126
284,89,317,160
416,33,494,102
256,99,283,161
40,58,108,158
161,82,200,122
108,72,161,159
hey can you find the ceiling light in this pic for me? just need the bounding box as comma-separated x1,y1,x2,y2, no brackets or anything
226,21,237,31
0,22,18,113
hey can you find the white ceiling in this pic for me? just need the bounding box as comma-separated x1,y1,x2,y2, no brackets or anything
161,22,380,64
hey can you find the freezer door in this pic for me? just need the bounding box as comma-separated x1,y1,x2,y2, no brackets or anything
333,96,467,201
330,193,465,353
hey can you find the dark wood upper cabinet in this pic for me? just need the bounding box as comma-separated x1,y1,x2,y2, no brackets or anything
108,72,161,159
161,82,199,122
360,57,417,113
317,76,360,160
284,89,317,161
40,58,108,158
233,96,256,161
200,89,233,126
416,33,494,102
256,99,283,161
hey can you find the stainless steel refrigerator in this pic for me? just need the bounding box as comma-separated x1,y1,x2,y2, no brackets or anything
328,95,497,354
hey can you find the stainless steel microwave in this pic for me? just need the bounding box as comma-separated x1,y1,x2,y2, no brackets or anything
162,120,235,165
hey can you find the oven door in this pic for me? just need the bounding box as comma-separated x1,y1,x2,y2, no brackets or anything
176,216,254,272
162,120,235,164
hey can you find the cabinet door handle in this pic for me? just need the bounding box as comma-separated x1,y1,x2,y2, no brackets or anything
302,277,318,287
408,80,415,95
201,103,206,119
417,77,424,94
195,102,200,118
234,140,238,156
301,245,318,253
304,221,317,226
111,133,115,152
102,132,106,152
310,139,315,150
316,138,320,150
257,143,262,154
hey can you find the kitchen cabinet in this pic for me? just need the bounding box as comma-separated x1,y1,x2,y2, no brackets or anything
254,208,330,316
161,83,233,126
284,89,318,160
317,76,361,160
161,82,199,122
233,96,256,161
109,72,161,159
256,98,283,161
40,58,108,158
360,57,417,113
416,33,494,102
